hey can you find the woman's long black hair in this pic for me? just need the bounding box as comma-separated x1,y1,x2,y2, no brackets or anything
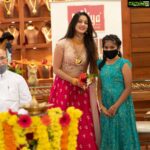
98,34,122,70
63,12,98,74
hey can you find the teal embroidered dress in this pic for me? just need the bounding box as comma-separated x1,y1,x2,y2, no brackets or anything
97,58,140,150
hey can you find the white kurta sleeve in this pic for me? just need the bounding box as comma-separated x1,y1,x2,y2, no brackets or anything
18,76,32,105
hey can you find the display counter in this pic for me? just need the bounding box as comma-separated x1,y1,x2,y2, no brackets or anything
29,80,150,121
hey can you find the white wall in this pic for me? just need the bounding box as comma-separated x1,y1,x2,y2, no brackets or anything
51,0,122,58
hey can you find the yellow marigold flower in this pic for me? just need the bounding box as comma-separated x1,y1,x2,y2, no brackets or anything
7,115,18,125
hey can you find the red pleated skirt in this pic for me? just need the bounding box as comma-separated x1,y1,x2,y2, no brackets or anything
48,76,98,150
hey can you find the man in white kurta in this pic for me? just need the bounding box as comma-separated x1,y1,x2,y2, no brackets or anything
0,49,32,112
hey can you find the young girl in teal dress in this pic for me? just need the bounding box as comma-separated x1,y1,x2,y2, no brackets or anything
97,34,140,150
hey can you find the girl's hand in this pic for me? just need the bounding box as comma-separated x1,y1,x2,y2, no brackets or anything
78,82,88,90
101,105,112,117
108,104,118,116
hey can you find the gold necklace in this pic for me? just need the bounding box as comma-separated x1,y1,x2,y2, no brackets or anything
3,0,12,15
45,0,51,11
72,40,84,65
7,27,16,36
75,58,82,65
42,26,51,42
29,0,37,14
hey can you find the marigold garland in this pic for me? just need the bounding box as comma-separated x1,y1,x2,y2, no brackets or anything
3,122,17,150
6,113,29,149
0,123,5,150
67,107,83,150
47,108,63,150
13,123,29,149
0,107,82,150
61,125,69,150
36,123,51,150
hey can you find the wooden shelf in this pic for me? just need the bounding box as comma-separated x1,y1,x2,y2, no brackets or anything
135,108,150,113
25,43,52,49
0,18,20,24
38,78,53,84
24,17,50,22
28,78,53,88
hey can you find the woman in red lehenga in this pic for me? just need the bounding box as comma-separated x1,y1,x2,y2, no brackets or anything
48,12,100,150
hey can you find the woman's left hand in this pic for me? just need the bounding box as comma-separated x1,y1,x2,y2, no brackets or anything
80,83,88,90
108,104,118,116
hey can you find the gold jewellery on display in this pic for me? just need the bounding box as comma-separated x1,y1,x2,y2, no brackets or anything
45,0,51,11
3,0,13,15
42,26,51,42
7,26,16,37
29,0,37,14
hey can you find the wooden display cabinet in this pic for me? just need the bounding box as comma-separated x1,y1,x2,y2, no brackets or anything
132,80,150,121
0,0,53,84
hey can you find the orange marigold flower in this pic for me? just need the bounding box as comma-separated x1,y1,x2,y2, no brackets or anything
41,115,51,126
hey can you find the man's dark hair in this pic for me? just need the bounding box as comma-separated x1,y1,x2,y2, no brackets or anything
0,32,14,43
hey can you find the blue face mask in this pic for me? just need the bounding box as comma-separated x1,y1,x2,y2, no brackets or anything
0,64,7,74
6,42,12,53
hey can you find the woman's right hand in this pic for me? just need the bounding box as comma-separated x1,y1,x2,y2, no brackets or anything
72,78,79,86
71,78,87,90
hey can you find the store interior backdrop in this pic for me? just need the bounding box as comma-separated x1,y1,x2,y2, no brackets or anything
51,0,122,58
